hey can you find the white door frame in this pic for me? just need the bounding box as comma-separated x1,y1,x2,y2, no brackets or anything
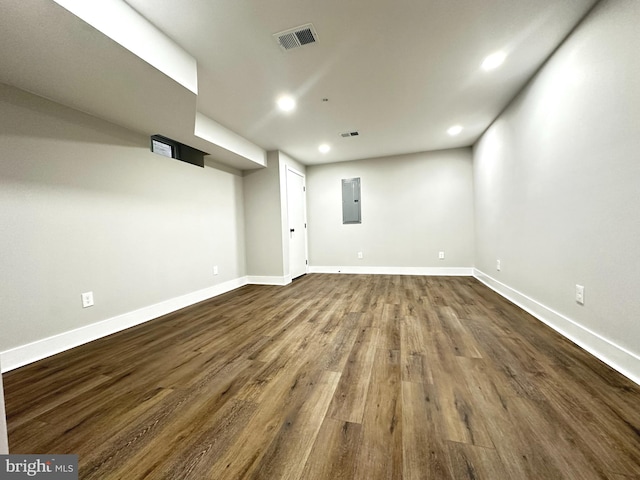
286,166,308,280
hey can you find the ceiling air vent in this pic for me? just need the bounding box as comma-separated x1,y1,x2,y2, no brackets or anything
273,24,318,51
340,131,360,138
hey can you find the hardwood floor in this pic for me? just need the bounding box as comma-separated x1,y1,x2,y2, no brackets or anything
4,274,640,479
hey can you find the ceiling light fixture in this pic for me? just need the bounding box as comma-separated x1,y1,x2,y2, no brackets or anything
318,143,331,154
447,125,463,136
277,95,296,112
482,51,507,71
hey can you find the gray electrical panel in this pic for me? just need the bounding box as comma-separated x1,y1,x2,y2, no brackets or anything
342,177,361,224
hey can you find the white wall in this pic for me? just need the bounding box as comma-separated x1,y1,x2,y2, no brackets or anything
244,151,306,283
307,149,474,273
473,0,640,382
244,151,285,279
0,83,246,361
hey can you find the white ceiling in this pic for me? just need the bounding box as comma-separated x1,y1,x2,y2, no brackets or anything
0,0,598,168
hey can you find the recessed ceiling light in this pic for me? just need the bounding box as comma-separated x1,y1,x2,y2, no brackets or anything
482,51,507,71
447,125,463,136
318,143,331,154
277,95,296,112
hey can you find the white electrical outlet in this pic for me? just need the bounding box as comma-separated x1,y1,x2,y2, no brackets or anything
81,291,94,308
496,259,501,271
438,251,445,260
357,251,363,259
576,284,585,305
213,266,219,275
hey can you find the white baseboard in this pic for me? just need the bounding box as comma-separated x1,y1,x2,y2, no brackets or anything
8,268,635,387
473,269,640,386
1,277,249,373
309,265,473,276
247,275,292,286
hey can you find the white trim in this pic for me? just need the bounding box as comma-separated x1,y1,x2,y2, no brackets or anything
247,275,292,286
309,266,473,276
285,165,305,178
473,269,640,386
1,277,248,373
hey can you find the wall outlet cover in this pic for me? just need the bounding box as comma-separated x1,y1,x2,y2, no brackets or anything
576,284,585,305
81,291,94,308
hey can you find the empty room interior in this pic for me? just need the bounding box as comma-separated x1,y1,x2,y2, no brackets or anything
1,0,639,478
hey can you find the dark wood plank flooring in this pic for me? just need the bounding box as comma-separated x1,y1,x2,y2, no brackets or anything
3,274,640,479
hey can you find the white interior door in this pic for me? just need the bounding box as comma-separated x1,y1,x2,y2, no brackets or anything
287,168,307,279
